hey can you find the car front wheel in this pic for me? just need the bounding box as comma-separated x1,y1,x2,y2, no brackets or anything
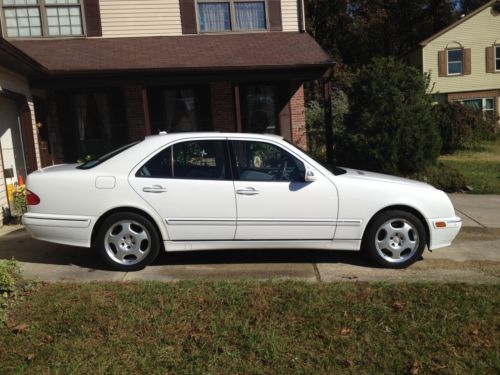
363,210,426,268
96,212,160,271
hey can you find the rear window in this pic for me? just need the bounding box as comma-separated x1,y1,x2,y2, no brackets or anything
77,141,140,170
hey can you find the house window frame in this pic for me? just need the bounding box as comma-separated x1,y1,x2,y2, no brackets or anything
454,97,496,119
495,45,500,72
195,0,269,34
0,0,86,38
446,48,464,76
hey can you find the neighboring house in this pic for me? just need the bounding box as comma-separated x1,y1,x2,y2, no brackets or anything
419,0,500,122
0,0,333,223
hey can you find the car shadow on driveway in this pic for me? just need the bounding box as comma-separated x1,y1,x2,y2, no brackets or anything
0,227,375,271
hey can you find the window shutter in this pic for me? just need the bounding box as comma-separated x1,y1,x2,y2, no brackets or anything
268,0,283,31
463,48,471,75
438,50,446,77
180,0,197,34
486,46,494,73
83,0,102,37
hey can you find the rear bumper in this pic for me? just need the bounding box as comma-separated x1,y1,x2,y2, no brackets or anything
427,216,462,250
22,213,94,248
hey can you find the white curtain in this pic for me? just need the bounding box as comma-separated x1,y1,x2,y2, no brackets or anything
199,3,230,31
235,2,265,30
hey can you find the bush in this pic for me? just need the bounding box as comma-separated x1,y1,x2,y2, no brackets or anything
339,57,441,175
433,102,496,153
0,259,21,296
411,163,468,192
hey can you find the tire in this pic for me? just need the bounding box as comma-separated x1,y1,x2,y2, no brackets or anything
362,210,426,269
95,212,160,271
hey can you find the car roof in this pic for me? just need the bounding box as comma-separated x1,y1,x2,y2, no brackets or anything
142,132,285,148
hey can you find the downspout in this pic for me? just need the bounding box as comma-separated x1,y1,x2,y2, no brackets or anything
299,0,306,32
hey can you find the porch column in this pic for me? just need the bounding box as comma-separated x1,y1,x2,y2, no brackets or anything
323,78,333,166
290,81,307,150
125,86,151,140
210,82,235,132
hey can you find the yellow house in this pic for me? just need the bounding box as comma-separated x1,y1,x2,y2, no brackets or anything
420,0,500,121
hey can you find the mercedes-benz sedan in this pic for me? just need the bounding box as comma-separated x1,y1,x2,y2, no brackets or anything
23,132,461,271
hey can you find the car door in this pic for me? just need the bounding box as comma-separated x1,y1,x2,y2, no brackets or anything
231,139,338,240
129,138,236,241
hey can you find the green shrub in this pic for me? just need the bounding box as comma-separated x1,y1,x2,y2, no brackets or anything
0,259,21,296
411,163,468,192
339,57,441,175
433,102,496,153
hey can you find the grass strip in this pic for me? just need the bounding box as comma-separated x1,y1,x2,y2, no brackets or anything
0,281,498,374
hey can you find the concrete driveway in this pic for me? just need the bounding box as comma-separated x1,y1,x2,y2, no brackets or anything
0,194,498,283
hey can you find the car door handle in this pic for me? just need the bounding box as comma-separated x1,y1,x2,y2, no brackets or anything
142,185,167,193
236,187,260,196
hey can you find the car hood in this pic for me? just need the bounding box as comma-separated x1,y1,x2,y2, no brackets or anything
337,167,434,189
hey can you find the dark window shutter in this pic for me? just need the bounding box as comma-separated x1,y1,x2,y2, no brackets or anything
486,46,494,73
268,0,282,31
83,0,102,37
180,0,197,34
463,48,471,75
438,50,446,77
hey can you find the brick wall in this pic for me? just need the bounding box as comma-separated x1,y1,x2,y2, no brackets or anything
290,82,307,150
210,82,235,132
125,86,149,140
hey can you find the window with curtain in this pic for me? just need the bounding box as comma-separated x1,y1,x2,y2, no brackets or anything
2,0,83,37
447,49,463,75
197,1,266,32
457,97,495,121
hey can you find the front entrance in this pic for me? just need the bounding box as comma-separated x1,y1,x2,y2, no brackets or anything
0,96,28,216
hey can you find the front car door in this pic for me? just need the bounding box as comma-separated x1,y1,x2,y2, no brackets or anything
129,138,236,240
231,139,338,240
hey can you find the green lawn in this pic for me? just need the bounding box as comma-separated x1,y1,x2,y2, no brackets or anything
1,281,499,374
439,138,500,194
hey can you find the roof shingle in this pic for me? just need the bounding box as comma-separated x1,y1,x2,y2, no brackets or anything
11,32,332,74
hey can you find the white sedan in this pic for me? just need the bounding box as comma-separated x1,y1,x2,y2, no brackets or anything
23,132,461,271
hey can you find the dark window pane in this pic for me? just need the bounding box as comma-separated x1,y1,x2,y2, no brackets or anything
198,3,230,32
448,61,462,74
137,147,173,178
232,141,305,182
241,85,278,134
172,140,227,180
447,49,463,62
235,1,266,30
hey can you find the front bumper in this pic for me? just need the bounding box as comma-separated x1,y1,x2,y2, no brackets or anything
427,216,462,250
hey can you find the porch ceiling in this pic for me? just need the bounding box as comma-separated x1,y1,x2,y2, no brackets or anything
11,32,333,77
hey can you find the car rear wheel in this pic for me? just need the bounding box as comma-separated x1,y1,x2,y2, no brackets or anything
96,212,160,271
363,210,426,268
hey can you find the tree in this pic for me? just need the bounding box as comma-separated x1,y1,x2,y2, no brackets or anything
338,57,441,175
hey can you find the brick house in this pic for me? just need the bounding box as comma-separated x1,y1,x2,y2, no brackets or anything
417,0,500,121
0,0,333,222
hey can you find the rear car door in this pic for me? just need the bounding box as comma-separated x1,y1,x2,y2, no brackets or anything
129,138,236,241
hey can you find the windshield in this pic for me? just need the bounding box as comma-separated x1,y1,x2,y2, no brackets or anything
77,141,140,170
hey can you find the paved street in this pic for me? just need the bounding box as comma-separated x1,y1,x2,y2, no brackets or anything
0,194,498,283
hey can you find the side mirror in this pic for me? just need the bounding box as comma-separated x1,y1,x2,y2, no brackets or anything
305,169,318,182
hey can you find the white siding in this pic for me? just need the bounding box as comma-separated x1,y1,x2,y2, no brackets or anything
281,0,299,32
99,0,182,37
422,6,500,94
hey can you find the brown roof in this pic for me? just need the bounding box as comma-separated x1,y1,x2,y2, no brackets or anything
420,0,499,46
10,32,332,75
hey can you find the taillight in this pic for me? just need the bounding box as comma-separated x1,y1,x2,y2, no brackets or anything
26,190,40,205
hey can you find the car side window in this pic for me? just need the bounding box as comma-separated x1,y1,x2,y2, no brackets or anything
231,140,305,182
136,140,228,180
